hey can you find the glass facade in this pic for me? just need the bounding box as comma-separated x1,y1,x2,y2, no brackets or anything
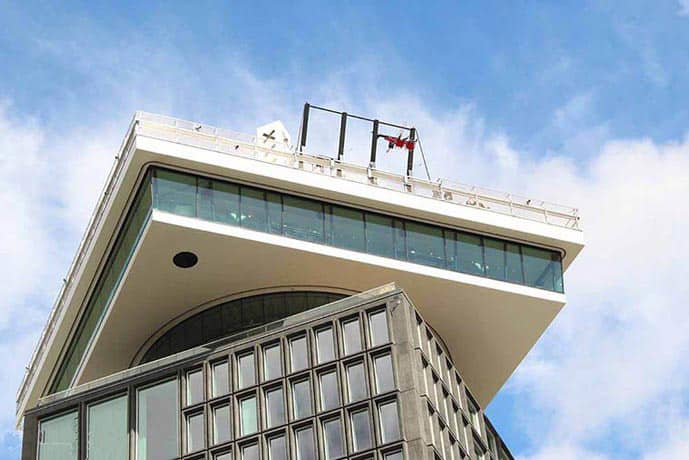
87,396,128,460
37,411,78,460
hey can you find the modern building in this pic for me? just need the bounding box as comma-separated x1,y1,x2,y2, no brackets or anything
16,111,584,460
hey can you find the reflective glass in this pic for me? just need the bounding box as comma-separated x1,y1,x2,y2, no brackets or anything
368,310,389,347
342,317,362,355
263,343,283,381
457,233,484,276
405,221,445,268
87,396,127,460
239,396,258,436
373,354,394,394
295,426,316,460
137,380,179,460
383,451,403,460
241,442,259,460
215,451,232,460
267,192,283,235
329,206,365,251
350,408,372,452
154,169,196,217
282,195,324,243
505,243,524,284
212,361,230,398
292,379,313,419
268,434,288,460
323,417,344,459
186,369,204,406
365,214,395,258
378,400,401,443
240,187,267,231
522,246,558,292
319,370,340,411
290,335,309,372
186,412,205,453
238,352,256,389
483,238,506,281
346,361,367,402
316,327,335,364
212,404,231,445
38,411,78,460
265,386,286,429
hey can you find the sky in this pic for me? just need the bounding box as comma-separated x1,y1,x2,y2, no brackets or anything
1,1,689,458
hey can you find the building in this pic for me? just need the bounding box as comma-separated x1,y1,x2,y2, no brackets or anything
16,111,584,460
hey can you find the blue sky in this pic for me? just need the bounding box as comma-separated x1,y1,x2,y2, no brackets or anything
2,1,689,459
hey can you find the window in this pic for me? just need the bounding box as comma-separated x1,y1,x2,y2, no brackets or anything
238,352,256,389
316,326,336,364
368,309,389,347
87,396,127,460
185,411,205,453
319,369,340,411
345,361,368,402
295,425,316,460
212,404,231,445
350,408,372,453
263,343,283,381
186,369,204,406
38,411,78,460
341,317,362,355
457,233,484,276
522,246,561,292
378,400,401,444
505,242,524,284
290,335,309,372
383,450,404,460
240,441,260,460
468,398,481,432
322,417,345,459
240,187,267,231
265,386,286,429
365,214,395,258
282,195,325,243
215,450,233,460
373,353,394,394
154,169,196,216
329,206,365,251
211,361,230,398
483,237,506,281
291,378,313,419
137,380,179,460
405,221,445,268
239,395,258,436
200,179,239,224
267,433,288,460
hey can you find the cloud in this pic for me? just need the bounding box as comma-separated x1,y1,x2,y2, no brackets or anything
679,0,689,16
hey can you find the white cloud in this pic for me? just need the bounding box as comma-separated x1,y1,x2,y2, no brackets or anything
679,0,689,16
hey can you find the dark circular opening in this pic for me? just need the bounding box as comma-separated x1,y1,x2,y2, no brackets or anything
173,251,198,268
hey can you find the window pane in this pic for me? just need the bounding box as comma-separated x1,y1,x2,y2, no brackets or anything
265,386,286,429
346,361,367,402
186,369,204,406
215,451,232,460
351,409,372,452
373,354,394,394
137,380,179,460
522,246,557,291
405,221,445,268
378,400,401,444
212,404,231,445
282,195,325,243
323,417,344,459
241,442,259,460
505,243,524,284
319,370,340,411
365,214,395,258
212,361,230,398
316,327,335,364
384,450,403,460
38,411,78,460
186,412,205,453
268,434,288,460
342,318,362,355
87,396,127,460
290,335,309,372
238,352,256,389
483,238,506,281
295,426,316,460
154,169,196,217
198,179,240,224
264,343,283,381
330,206,365,251
368,310,389,347
457,233,484,276
267,192,283,235
239,396,258,436
292,379,313,419
444,230,457,271
240,187,267,231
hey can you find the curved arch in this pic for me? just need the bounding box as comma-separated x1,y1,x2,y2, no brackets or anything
132,285,355,366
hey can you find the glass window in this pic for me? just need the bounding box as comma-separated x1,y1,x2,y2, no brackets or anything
457,233,484,276
292,378,313,419
137,379,179,460
267,192,283,235
522,246,561,292
346,361,368,402
505,243,524,284
373,354,394,394
342,317,362,355
186,369,204,406
383,450,404,460
212,361,230,398
87,396,127,460
240,186,267,231
38,411,78,460
323,417,345,459
483,238,506,281
268,433,288,460
444,230,457,270
316,326,336,364
201,179,240,224
350,408,372,453
365,214,395,258
265,386,286,429
378,400,401,444
186,411,205,453
238,352,256,389
154,169,196,217
329,206,365,251
212,404,231,445
241,442,259,460
368,310,389,347
295,425,316,460
282,195,325,243
215,450,232,460
290,335,309,372
405,221,445,268
263,343,283,381
239,395,258,436
319,370,340,411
